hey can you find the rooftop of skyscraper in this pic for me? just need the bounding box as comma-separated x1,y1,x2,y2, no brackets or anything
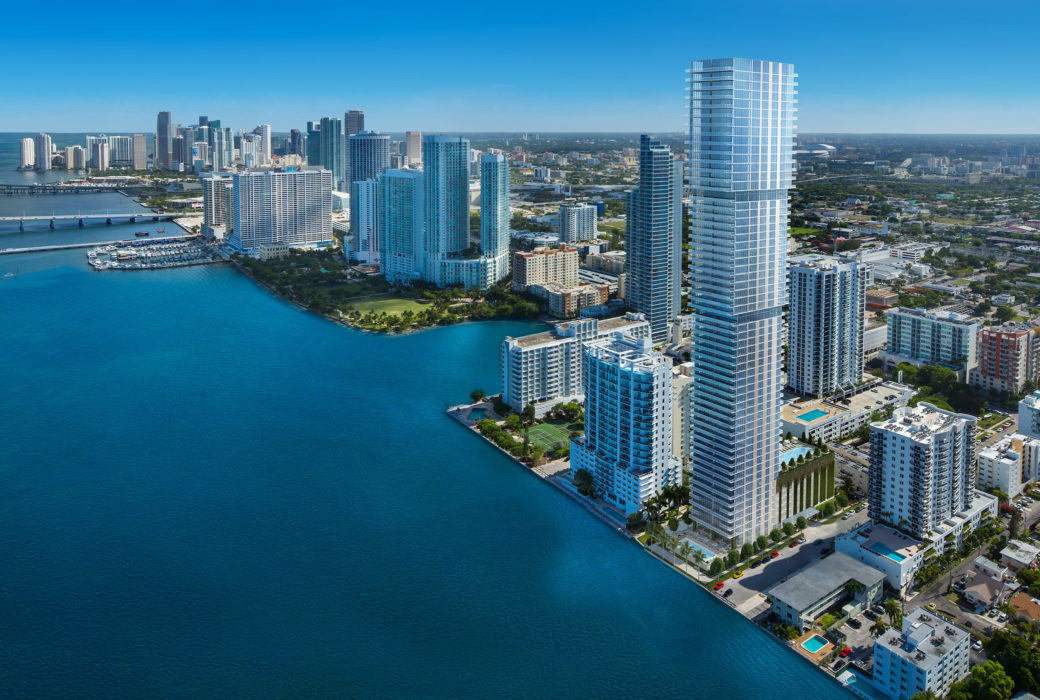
873,402,975,440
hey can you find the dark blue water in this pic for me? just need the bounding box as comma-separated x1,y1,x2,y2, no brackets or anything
0,138,848,698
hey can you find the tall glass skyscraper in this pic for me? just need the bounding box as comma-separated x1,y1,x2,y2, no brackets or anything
625,135,682,343
377,169,425,284
480,153,510,262
348,131,391,184
156,111,172,170
422,135,470,281
787,254,867,397
319,117,345,190
687,58,796,545
306,121,321,166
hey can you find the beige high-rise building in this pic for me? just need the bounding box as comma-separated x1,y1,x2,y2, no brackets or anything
512,245,578,290
405,131,422,166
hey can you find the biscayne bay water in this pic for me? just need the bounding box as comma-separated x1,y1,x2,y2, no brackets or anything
0,133,849,698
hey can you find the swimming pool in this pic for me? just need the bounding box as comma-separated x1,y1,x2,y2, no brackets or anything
801,634,828,654
798,408,829,422
869,541,906,562
681,539,717,562
781,445,813,463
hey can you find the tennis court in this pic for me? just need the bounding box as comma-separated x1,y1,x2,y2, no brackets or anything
527,422,574,452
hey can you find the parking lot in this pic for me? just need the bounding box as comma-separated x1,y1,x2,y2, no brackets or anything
718,508,871,617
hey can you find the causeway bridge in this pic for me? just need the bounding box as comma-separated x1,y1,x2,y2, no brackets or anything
0,213,174,230
0,234,199,256
0,183,126,196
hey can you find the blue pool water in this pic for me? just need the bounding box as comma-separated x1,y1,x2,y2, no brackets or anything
869,542,907,562
681,538,718,562
802,635,829,654
782,445,814,463
798,408,829,422
0,170,849,697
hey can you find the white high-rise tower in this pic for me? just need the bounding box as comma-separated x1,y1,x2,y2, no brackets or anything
687,58,796,545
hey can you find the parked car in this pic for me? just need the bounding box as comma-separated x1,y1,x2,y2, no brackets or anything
723,589,733,598
973,640,983,650
839,647,852,658
987,608,998,618
770,551,779,559
864,610,878,620
847,618,862,630
714,582,725,591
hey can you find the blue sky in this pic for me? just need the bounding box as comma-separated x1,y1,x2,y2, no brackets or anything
2,0,1038,134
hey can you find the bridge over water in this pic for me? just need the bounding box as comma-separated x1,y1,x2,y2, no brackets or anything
0,183,128,196
0,234,199,256
0,213,174,230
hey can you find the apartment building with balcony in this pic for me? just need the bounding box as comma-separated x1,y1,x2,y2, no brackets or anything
570,334,681,515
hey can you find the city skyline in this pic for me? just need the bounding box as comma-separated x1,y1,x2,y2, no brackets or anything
3,2,1040,133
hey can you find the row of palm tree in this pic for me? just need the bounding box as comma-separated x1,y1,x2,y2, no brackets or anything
644,521,707,570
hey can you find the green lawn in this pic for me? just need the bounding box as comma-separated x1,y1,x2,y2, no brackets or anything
951,278,970,286
788,227,819,236
347,294,429,315
528,421,576,452
599,220,626,235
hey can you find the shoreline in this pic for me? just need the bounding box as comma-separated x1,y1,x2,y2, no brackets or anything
447,401,857,697
228,258,547,336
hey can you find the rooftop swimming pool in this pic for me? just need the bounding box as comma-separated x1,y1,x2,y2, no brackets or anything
781,445,813,463
798,408,829,422
869,541,906,562
801,634,828,654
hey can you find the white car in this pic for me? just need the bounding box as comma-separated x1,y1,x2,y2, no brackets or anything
973,640,983,650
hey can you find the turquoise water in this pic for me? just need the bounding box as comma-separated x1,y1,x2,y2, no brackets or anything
798,408,829,422
802,634,829,653
782,445,814,463
0,142,848,697
869,542,907,562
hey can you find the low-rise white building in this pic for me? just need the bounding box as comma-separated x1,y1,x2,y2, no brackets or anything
973,555,1009,581
781,381,914,443
769,552,884,631
1001,540,1040,571
978,436,1035,499
500,313,650,416
873,608,970,700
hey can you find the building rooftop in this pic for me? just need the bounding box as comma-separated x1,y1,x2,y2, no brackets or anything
964,573,1003,605
768,552,884,613
505,313,647,349
1009,591,1040,623
872,402,975,441
782,382,914,426
876,607,970,671
1002,539,1040,566
980,438,1021,464
888,306,975,324
845,522,924,561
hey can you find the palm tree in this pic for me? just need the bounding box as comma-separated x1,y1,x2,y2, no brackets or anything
870,619,889,638
692,549,706,570
679,540,693,568
885,599,903,628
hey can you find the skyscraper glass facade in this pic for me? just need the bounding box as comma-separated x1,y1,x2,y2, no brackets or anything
625,135,682,343
687,58,796,545
422,135,470,281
